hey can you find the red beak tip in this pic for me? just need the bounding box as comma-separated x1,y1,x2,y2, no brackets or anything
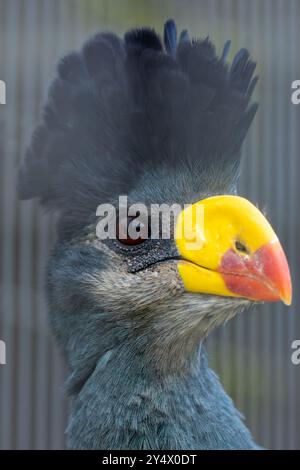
220,240,292,305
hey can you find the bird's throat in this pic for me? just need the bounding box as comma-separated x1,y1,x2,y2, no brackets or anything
67,344,258,450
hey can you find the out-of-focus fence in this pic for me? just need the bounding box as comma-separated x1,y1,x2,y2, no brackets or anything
0,0,299,449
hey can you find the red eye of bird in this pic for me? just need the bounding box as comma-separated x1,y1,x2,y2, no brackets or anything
117,216,149,245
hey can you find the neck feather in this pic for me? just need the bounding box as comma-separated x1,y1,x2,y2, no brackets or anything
67,343,258,450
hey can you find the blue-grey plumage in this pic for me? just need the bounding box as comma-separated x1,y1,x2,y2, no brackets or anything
164,19,177,56
18,19,262,449
179,29,190,45
220,39,231,63
67,346,258,450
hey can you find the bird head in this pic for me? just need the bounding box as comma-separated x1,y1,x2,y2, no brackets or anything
18,20,291,377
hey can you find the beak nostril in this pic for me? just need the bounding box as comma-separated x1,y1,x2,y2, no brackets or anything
234,240,249,254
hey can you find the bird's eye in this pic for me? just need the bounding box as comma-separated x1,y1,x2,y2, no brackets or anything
234,240,249,254
117,216,149,246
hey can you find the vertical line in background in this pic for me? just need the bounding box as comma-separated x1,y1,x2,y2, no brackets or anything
33,0,55,450
0,0,6,445
287,0,297,451
28,0,43,443
274,0,286,450
69,0,82,48
206,0,217,38
0,0,20,450
261,0,273,448
198,0,212,42
278,0,290,450
82,0,94,35
15,0,39,450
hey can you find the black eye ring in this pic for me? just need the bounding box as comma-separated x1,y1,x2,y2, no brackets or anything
235,240,249,254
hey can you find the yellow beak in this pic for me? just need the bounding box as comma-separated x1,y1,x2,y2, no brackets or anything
175,195,292,305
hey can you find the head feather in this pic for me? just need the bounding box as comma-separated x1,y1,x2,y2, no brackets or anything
18,19,258,236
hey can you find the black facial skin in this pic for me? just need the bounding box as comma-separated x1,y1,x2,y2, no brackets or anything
105,236,179,274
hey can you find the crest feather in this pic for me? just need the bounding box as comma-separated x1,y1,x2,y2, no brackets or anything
18,19,258,235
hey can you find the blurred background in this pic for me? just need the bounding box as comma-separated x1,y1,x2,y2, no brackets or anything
0,0,300,450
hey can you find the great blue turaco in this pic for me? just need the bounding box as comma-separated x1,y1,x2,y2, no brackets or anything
18,20,292,449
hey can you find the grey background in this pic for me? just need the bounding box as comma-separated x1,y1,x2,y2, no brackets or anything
0,0,299,450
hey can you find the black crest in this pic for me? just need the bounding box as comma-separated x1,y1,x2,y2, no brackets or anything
18,19,258,231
